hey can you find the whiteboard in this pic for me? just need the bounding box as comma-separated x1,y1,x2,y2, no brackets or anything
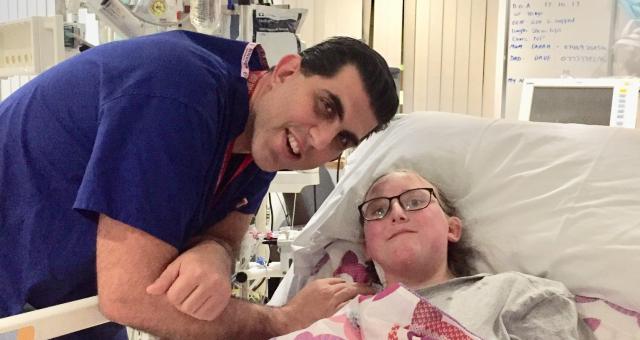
504,0,615,119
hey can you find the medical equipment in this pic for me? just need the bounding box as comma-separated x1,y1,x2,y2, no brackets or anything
190,0,225,35
247,5,307,65
0,16,65,78
84,0,227,36
518,78,640,128
1,1,307,80
84,0,151,37
234,169,318,301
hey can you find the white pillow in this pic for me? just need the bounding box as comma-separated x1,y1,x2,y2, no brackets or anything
281,111,640,312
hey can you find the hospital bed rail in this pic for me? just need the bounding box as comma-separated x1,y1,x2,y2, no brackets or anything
0,296,108,339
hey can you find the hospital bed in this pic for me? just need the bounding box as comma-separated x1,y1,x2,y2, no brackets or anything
2,112,639,339
270,111,640,339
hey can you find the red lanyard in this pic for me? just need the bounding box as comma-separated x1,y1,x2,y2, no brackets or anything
210,67,262,206
213,141,253,204
247,70,267,97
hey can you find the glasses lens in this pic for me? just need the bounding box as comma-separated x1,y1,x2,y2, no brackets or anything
399,189,431,211
363,198,389,221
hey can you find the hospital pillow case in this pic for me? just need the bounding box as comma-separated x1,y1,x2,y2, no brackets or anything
280,111,640,314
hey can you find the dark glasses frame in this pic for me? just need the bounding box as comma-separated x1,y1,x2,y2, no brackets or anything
358,187,436,222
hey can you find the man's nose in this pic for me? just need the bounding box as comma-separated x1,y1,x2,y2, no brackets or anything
309,119,340,151
389,199,408,223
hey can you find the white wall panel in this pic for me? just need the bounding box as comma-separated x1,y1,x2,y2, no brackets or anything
372,0,402,68
452,0,472,114
318,0,361,41
426,0,444,111
37,0,49,16
482,0,507,118
439,0,457,112
402,0,417,113
468,0,487,116
403,0,493,116
27,0,37,16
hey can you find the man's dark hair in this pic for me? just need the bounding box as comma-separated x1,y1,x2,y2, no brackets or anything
299,37,399,133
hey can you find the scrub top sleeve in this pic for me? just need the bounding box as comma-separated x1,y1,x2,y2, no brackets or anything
236,170,276,215
74,95,220,249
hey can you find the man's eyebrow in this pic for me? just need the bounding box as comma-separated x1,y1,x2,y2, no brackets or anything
321,90,364,144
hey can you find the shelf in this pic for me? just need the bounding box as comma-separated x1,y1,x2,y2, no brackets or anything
268,169,320,193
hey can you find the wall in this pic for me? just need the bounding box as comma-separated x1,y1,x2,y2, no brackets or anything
371,0,402,68
401,0,515,118
402,0,504,117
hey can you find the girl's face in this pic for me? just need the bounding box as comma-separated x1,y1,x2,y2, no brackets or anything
363,172,461,286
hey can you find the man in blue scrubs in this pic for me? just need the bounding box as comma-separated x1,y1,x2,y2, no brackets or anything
0,31,398,339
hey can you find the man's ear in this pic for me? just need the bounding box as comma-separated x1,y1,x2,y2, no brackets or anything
272,54,301,84
447,216,462,243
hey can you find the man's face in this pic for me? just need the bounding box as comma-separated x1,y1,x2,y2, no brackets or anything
248,55,378,171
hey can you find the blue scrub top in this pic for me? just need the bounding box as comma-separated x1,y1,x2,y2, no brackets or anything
0,31,274,322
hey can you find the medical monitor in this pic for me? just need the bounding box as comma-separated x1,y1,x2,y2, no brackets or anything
519,78,640,128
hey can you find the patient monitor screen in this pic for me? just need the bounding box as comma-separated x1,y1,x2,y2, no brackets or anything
529,87,613,126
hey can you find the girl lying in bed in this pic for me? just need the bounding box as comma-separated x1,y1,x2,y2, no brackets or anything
277,169,595,340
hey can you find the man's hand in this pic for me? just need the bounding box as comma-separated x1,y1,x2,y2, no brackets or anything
146,240,232,321
277,278,376,334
